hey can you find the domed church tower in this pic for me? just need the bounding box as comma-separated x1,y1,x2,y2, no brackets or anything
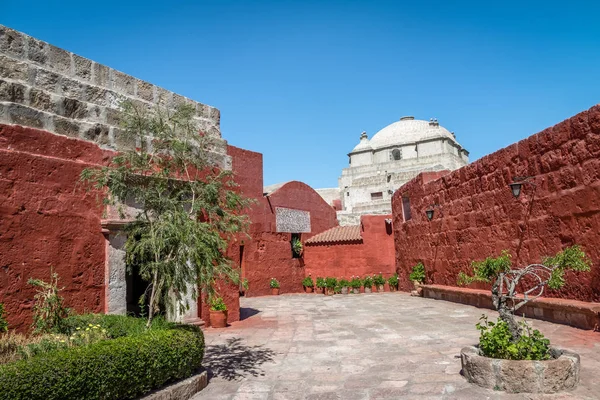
337,116,469,225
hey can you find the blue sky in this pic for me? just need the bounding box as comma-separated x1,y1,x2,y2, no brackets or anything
3,1,599,188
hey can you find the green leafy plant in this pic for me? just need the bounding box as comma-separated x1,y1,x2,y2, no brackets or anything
270,278,280,289
241,278,249,291
316,277,326,288
325,277,337,289
459,245,591,353
338,279,350,288
209,297,227,311
0,303,7,333
291,237,303,256
0,332,30,364
409,263,426,283
58,314,174,339
350,277,362,289
334,284,342,294
476,315,550,361
362,275,373,288
81,100,252,327
0,325,205,400
387,274,399,288
373,274,386,286
302,276,314,287
28,269,70,334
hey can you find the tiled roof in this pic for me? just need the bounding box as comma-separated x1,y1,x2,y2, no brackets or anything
305,225,362,245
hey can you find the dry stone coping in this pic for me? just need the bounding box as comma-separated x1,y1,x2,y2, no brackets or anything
140,369,207,400
460,346,580,393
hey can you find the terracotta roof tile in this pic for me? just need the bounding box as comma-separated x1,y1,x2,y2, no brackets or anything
305,225,362,245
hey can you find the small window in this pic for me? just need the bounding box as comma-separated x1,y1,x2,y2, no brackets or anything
402,197,412,221
346,192,350,196
371,192,383,200
391,148,402,161
291,233,302,258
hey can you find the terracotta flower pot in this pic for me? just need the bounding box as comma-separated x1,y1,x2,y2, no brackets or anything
316,287,324,294
341,287,349,295
326,288,335,296
272,288,280,295
305,286,314,293
364,287,372,293
377,285,385,292
352,288,360,294
389,285,397,292
209,310,228,328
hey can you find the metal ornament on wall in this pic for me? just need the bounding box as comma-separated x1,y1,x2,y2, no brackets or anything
425,204,441,221
509,176,536,199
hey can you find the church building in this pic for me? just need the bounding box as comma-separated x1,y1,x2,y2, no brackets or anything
332,116,469,225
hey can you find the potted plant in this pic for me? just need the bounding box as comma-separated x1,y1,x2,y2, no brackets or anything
291,237,303,257
350,276,361,294
270,278,280,295
325,277,337,296
209,297,228,328
339,278,350,294
387,273,399,292
334,284,342,294
302,276,314,293
362,275,373,293
409,262,425,295
373,273,386,292
241,278,249,296
458,246,590,393
315,277,326,294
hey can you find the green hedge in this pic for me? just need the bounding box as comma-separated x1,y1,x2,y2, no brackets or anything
0,325,204,400
58,314,175,338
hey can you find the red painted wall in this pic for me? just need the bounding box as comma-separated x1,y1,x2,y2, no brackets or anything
392,105,600,301
304,215,395,280
0,124,110,331
225,149,339,299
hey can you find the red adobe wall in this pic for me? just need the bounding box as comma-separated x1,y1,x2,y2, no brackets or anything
0,124,111,331
303,215,395,280
224,150,339,299
392,104,600,302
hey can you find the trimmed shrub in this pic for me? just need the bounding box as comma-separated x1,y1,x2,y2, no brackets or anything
58,314,174,338
0,325,205,400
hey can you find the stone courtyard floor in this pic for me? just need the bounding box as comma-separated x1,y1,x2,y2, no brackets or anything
192,293,600,400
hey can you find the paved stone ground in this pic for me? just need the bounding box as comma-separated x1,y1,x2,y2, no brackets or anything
192,293,600,400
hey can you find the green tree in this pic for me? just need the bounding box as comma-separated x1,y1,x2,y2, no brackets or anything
81,101,251,327
459,245,591,342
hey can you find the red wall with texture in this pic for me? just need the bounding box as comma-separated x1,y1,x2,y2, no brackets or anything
0,124,111,331
392,105,600,301
304,215,395,280
225,149,339,298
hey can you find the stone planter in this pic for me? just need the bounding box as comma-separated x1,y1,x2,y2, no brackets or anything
304,286,313,293
209,310,227,328
410,281,423,297
460,346,580,393
377,285,384,292
271,288,280,295
325,288,335,296
341,287,349,295
364,287,372,293
352,288,360,294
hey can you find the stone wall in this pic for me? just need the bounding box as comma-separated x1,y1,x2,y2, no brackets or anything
391,105,600,302
0,25,226,163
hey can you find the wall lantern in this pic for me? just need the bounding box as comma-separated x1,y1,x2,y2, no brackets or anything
425,208,435,221
509,176,535,199
425,204,441,221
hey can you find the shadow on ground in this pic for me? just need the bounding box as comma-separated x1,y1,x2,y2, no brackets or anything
240,307,260,320
203,337,276,381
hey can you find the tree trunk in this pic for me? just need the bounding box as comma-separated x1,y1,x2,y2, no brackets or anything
491,275,521,342
146,269,159,329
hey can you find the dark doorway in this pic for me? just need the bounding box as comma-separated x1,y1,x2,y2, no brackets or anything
239,245,246,296
126,262,150,316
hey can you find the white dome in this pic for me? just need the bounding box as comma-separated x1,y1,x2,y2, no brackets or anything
368,116,458,150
